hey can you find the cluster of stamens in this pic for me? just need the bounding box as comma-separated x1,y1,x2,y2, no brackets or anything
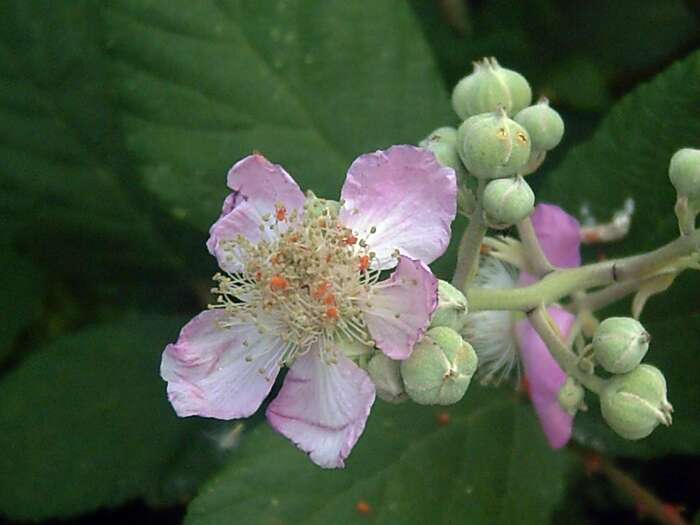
210,198,382,368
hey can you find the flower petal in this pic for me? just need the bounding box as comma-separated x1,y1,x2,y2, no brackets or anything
515,306,576,449
339,145,457,269
207,154,305,273
362,256,438,360
266,349,375,469
161,309,286,419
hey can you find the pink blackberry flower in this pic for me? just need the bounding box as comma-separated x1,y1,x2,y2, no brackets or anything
161,146,457,468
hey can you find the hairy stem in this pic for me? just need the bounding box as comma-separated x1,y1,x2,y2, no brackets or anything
468,228,700,311
517,216,554,276
527,305,605,394
452,179,487,290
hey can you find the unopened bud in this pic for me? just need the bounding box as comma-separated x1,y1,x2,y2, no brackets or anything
451,57,532,119
401,327,478,405
558,377,585,416
593,317,650,374
600,364,673,440
366,353,407,404
669,148,700,200
457,109,531,179
513,98,564,152
430,280,469,332
482,176,535,226
419,127,467,183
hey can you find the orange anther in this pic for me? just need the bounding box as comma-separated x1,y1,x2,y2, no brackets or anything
312,282,331,300
255,271,262,281
325,306,339,320
269,275,289,291
275,206,287,222
355,500,371,515
323,294,336,306
359,255,370,272
344,234,358,246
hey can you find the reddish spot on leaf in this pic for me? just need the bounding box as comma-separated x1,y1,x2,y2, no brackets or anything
436,412,451,426
356,500,371,515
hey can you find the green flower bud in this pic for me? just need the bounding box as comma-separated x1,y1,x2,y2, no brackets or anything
367,353,407,404
513,98,564,152
600,364,673,440
430,280,469,332
304,191,340,218
451,57,532,119
593,317,650,374
400,327,478,405
669,148,700,200
457,110,532,179
419,127,467,182
558,377,585,416
482,176,535,226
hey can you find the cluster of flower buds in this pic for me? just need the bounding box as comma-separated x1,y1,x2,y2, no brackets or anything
669,148,700,235
422,58,564,228
364,280,477,406
591,317,673,439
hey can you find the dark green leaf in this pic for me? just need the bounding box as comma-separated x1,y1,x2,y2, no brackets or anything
0,1,178,279
0,316,228,520
185,388,569,525
0,242,44,363
104,0,452,230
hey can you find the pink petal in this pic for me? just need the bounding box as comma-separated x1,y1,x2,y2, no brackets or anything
362,256,438,360
515,306,577,449
160,309,285,419
206,154,305,273
266,349,375,469
519,204,581,285
339,145,457,269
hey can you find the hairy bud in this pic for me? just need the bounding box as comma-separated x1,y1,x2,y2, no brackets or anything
593,317,650,374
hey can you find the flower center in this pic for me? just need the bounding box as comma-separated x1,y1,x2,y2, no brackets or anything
211,200,380,365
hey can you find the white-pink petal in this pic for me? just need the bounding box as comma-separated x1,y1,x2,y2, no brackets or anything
160,309,285,420
339,145,457,269
362,256,438,360
206,154,305,273
266,349,375,469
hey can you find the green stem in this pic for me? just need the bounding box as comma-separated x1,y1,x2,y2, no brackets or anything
527,305,605,394
467,228,700,311
452,179,487,290
517,216,554,276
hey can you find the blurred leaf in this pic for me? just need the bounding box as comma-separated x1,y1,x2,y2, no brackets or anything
0,1,179,280
0,242,44,363
185,388,569,525
103,0,452,231
0,316,228,521
540,51,700,457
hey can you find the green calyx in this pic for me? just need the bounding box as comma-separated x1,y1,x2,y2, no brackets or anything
558,377,585,416
669,148,700,201
482,175,535,226
366,353,407,404
451,57,532,119
513,98,565,152
400,327,478,406
600,364,673,440
457,109,532,179
430,280,469,332
593,317,650,374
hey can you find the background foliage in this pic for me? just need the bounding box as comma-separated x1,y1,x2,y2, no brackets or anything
1,1,698,524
